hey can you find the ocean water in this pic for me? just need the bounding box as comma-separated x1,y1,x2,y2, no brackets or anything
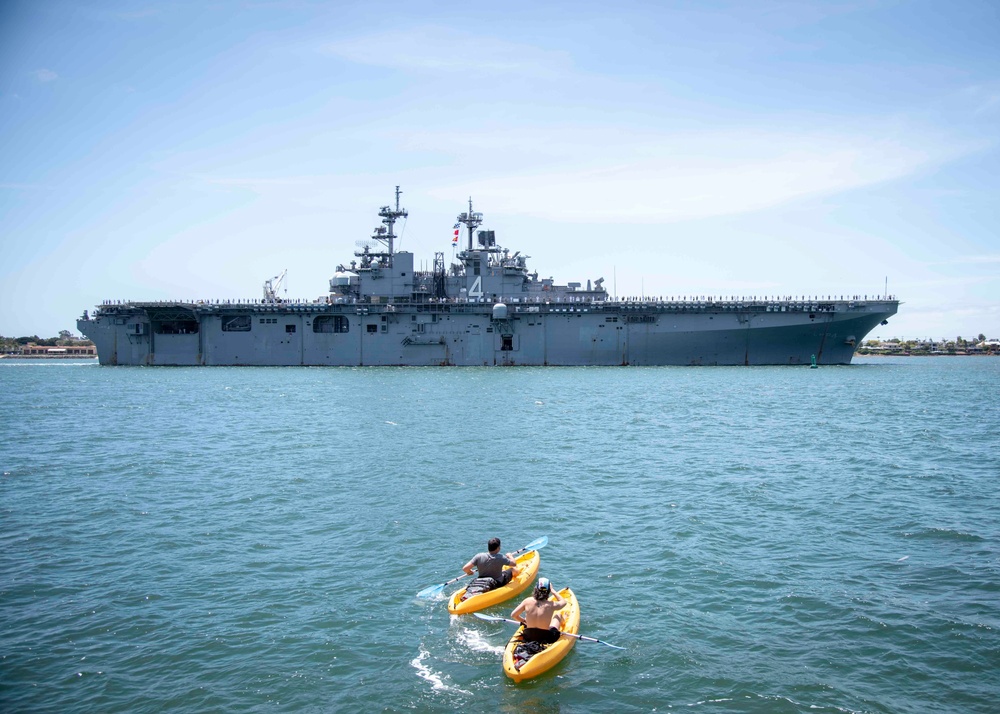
1,357,998,713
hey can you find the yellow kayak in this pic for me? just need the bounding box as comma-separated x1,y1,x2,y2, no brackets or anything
447,551,540,615
502,587,579,682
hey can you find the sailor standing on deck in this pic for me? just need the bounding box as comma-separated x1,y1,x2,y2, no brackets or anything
461,537,519,598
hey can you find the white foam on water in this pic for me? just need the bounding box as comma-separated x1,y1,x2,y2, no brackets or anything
455,626,504,655
410,645,469,695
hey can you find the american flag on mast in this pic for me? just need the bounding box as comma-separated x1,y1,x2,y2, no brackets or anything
452,223,460,246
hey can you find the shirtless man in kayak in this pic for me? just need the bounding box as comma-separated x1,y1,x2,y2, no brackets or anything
511,577,567,644
462,537,519,591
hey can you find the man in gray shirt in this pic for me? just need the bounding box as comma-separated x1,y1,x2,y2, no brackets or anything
462,537,519,591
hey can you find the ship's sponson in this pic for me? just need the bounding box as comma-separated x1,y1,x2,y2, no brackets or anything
78,295,898,366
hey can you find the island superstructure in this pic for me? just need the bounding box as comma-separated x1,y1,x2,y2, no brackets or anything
78,188,898,366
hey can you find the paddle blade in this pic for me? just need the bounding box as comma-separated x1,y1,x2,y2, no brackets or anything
416,583,446,599
594,641,626,650
520,535,548,552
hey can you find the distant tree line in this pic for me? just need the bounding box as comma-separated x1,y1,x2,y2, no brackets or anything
859,334,998,355
0,331,94,352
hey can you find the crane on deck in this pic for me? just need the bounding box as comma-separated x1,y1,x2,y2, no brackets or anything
263,269,287,302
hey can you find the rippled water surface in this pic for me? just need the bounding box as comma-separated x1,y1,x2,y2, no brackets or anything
2,358,998,713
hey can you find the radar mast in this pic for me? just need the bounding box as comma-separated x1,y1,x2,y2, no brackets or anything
367,186,408,261
456,197,483,251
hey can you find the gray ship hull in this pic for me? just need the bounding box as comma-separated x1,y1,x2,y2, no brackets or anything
78,298,896,366
77,188,899,366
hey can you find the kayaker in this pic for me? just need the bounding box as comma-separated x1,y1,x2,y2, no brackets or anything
510,577,567,644
462,537,519,591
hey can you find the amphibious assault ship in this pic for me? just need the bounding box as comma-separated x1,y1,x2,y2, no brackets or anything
78,188,898,366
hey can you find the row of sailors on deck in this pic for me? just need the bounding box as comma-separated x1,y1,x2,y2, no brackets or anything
100,293,893,307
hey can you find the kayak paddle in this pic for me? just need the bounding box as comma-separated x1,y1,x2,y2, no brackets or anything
416,535,549,599
473,612,626,650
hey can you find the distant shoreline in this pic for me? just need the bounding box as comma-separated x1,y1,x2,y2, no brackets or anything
0,355,98,360
856,352,996,357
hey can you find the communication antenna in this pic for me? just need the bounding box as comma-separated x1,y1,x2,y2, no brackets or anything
374,185,408,256
456,197,483,251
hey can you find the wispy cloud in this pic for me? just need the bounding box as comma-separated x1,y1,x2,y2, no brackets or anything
935,254,1000,266
180,123,980,227
32,69,58,82
323,26,570,77
423,129,975,223
200,175,315,189
962,83,1000,116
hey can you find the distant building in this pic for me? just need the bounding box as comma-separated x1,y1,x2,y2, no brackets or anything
13,344,97,358
857,338,998,356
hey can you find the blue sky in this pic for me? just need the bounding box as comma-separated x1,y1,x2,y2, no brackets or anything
2,0,998,341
